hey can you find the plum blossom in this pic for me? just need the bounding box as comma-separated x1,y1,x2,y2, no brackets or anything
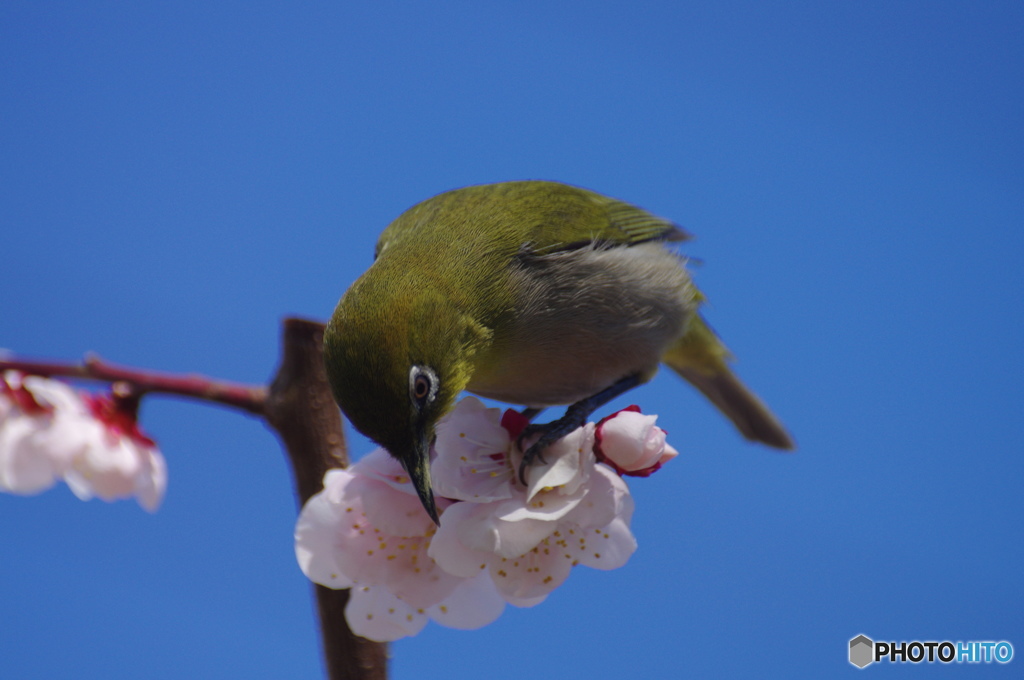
296,397,676,641
1,371,79,494
430,396,515,502
0,371,167,511
429,462,636,605
594,405,678,477
429,402,636,605
294,450,506,642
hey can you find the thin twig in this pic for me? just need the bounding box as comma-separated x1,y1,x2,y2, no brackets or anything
0,354,267,415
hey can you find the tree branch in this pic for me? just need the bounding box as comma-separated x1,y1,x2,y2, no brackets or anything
0,354,267,415
263,318,388,680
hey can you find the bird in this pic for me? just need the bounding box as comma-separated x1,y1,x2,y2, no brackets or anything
323,180,793,523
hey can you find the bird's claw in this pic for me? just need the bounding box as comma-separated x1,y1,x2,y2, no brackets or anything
515,424,550,484
514,417,581,486
512,375,643,486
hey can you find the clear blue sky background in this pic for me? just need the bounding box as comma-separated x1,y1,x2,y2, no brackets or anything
2,2,1022,678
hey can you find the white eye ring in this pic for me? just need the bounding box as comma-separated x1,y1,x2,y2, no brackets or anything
409,365,439,406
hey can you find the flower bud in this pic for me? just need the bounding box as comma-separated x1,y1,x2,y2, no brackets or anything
594,406,678,477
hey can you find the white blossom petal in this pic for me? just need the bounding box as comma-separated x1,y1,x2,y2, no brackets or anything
21,375,84,413
427,571,506,630
562,463,633,531
0,374,83,494
569,516,638,571
58,418,168,511
488,531,574,602
356,470,438,537
524,424,594,501
134,446,168,512
351,448,415,493
501,592,549,608
0,415,65,493
294,474,357,589
345,586,428,642
432,396,515,502
658,442,679,467
498,484,584,524
459,497,561,558
298,467,463,609
64,428,143,501
428,501,492,577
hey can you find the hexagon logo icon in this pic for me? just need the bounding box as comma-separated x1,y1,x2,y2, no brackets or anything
849,635,874,668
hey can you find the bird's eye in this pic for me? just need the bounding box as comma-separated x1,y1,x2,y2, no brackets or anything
413,374,431,400
409,366,438,407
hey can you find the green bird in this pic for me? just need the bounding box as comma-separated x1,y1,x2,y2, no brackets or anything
324,180,793,523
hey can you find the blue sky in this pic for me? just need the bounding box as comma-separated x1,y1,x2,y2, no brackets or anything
2,2,1022,677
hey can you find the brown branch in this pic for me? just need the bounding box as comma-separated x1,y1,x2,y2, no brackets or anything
263,318,388,680
0,354,267,415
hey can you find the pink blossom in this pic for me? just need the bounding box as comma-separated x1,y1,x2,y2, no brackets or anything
343,571,506,643
430,397,515,502
0,371,77,493
0,371,167,511
294,396,674,640
294,450,505,641
429,460,636,605
428,398,637,604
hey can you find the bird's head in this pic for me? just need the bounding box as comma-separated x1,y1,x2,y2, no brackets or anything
323,267,489,524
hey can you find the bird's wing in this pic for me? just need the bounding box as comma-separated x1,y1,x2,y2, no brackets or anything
512,182,691,256
374,181,691,261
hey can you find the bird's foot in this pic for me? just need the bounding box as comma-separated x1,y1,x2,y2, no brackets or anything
514,373,645,486
516,405,590,485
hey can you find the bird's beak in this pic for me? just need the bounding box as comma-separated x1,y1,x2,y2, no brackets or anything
403,430,439,525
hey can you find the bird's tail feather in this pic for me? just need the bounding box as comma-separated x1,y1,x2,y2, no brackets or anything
663,316,794,450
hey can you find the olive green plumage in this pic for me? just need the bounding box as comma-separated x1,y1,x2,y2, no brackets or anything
324,180,793,522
